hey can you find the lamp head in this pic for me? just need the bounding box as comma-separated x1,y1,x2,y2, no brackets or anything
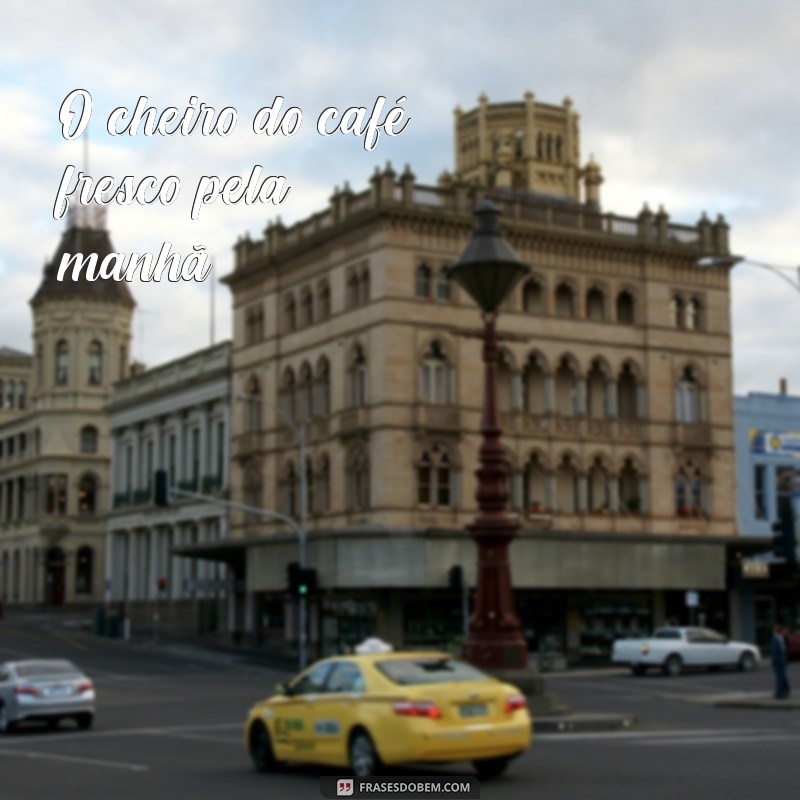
448,200,530,313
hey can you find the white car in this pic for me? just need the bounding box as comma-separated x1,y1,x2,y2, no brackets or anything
611,627,760,676
0,660,95,733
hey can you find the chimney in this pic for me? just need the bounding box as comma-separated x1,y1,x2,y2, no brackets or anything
780,378,788,396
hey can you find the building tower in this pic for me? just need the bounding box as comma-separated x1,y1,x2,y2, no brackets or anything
0,204,135,608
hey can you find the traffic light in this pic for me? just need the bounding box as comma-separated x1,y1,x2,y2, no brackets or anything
154,469,170,507
449,565,463,591
286,563,319,596
286,561,302,594
299,567,318,596
771,507,797,564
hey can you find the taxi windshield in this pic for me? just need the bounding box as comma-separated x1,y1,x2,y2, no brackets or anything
376,658,489,686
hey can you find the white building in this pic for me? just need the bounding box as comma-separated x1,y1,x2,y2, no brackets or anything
106,341,233,636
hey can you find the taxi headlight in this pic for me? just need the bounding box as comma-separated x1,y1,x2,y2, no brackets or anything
640,644,650,655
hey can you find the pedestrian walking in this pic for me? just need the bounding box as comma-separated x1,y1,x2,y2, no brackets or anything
771,624,791,700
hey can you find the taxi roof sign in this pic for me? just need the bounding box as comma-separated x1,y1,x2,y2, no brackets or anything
354,637,393,654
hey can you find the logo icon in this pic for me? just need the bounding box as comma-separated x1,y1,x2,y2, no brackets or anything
337,778,354,796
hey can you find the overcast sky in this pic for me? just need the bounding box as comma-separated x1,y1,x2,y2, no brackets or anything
1,0,798,397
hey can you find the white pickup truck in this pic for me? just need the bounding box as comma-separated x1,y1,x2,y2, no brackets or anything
611,627,760,676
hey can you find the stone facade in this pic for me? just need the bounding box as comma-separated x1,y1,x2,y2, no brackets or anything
106,341,232,636
218,92,740,659
0,206,134,608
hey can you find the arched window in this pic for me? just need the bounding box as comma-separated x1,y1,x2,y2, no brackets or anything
676,366,702,423
360,268,371,305
555,356,579,416
347,346,368,408
80,425,98,453
670,296,685,328
119,344,127,381
435,268,450,301
523,279,543,314
416,444,455,507
6,380,15,409
305,458,314,517
17,382,26,410
586,287,606,321
280,368,296,422
546,133,553,161
243,461,262,521
297,362,313,421
88,340,103,385
497,350,515,412
555,454,579,513
536,132,544,159
0,380,4,409
587,456,610,512
675,462,704,517
419,341,454,405
524,452,548,511
555,136,563,162
300,288,314,327
523,354,547,414
617,363,640,420
555,283,575,318
318,280,331,321
244,375,262,433
317,454,330,513
284,294,297,333
78,474,97,515
415,264,432,298
75,546,94,594
620,457,642,513
346,446,370,511
315,357,330,417
686,298,702,330
586,359,609,418
55,340,69,385
616,290,635,324
346,270,360,309
280,461,298,519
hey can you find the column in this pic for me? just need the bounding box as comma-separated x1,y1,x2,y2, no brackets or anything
575,378,587,416
577,475,588,513
546,473,556,511
105,532,114,604
606,381,618,417
609,478,620,513
148,528,158,601
639,478,650,514
637,384,647,419
544,375,555,413
169,526,181,601
510,374,522,411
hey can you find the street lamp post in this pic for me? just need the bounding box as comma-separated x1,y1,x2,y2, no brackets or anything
697,256,800,292
448,200,531,670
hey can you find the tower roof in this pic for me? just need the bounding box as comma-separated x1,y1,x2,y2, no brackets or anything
31,206,136,309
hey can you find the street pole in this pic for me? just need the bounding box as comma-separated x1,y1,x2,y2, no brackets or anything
298,420,308,670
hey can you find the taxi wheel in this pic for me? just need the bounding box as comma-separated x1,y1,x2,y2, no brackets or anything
473,757,511,780
349,730,382,778
249,722,282,772
662,654,683,677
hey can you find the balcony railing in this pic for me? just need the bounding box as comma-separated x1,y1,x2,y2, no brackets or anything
673,423,713,448
339,406,370,437
413,404,461,434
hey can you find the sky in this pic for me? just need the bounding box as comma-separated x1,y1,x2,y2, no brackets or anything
1,0,799,396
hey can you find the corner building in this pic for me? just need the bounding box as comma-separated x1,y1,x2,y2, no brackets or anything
219,93,742,661
0,206,134,608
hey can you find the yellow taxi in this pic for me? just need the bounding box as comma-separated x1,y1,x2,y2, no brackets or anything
244,639,531,779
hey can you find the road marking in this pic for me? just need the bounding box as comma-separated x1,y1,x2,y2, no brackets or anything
535,728,780,742
0,721,244,746
44,627,88,652
636,733,800,746
0,748,149,772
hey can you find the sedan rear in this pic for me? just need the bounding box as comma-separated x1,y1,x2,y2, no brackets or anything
0,660,95,733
